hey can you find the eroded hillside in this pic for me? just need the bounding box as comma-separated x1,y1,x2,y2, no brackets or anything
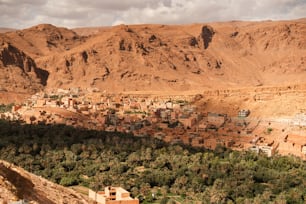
0,19,305,99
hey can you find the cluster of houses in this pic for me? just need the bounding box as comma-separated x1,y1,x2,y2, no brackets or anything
1,88,306,158
89,186,139,204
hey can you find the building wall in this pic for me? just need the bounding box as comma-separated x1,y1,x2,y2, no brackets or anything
89,189,107,204
96,193,107,204
106,200,139,204
259,146,273,157
89,187,139,204
207,114,225,126
179,117,196,128
88,189,97,202
302,146,306,154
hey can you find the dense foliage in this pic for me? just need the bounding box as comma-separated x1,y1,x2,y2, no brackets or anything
0,120,305,203
0,103,13,113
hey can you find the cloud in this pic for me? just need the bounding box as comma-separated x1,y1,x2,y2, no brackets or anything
0,0,305,29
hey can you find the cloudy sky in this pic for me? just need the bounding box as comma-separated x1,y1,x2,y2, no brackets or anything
0,0,305,29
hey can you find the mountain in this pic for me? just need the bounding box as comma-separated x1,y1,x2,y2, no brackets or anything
0,28,16,33
0,160,88,203
0,19,305,98
0,42,47,93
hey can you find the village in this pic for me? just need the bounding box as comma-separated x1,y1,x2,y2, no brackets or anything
1,88,306,159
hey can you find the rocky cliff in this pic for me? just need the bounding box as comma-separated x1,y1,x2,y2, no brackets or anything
0,19,305,95
0,42,46,93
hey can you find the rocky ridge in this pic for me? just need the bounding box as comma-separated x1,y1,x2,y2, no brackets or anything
0,19,305,101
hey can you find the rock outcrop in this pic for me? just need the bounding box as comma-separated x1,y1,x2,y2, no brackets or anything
200,25,215,49
0,43,36,72
0,160,88,204
0,19,305,96
0,43,47,93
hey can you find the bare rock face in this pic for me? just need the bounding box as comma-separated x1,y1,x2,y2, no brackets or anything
0,19,305,96
189,37,198,47
0,43,36,72
200,25,215,49
0,43,47,93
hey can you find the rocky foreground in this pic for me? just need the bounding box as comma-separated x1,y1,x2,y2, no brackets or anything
0,160,89,204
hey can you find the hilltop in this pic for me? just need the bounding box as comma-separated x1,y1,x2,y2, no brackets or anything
0,19,305,103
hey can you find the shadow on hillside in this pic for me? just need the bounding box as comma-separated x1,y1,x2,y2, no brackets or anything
0,163,54,204
36,67,49,86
